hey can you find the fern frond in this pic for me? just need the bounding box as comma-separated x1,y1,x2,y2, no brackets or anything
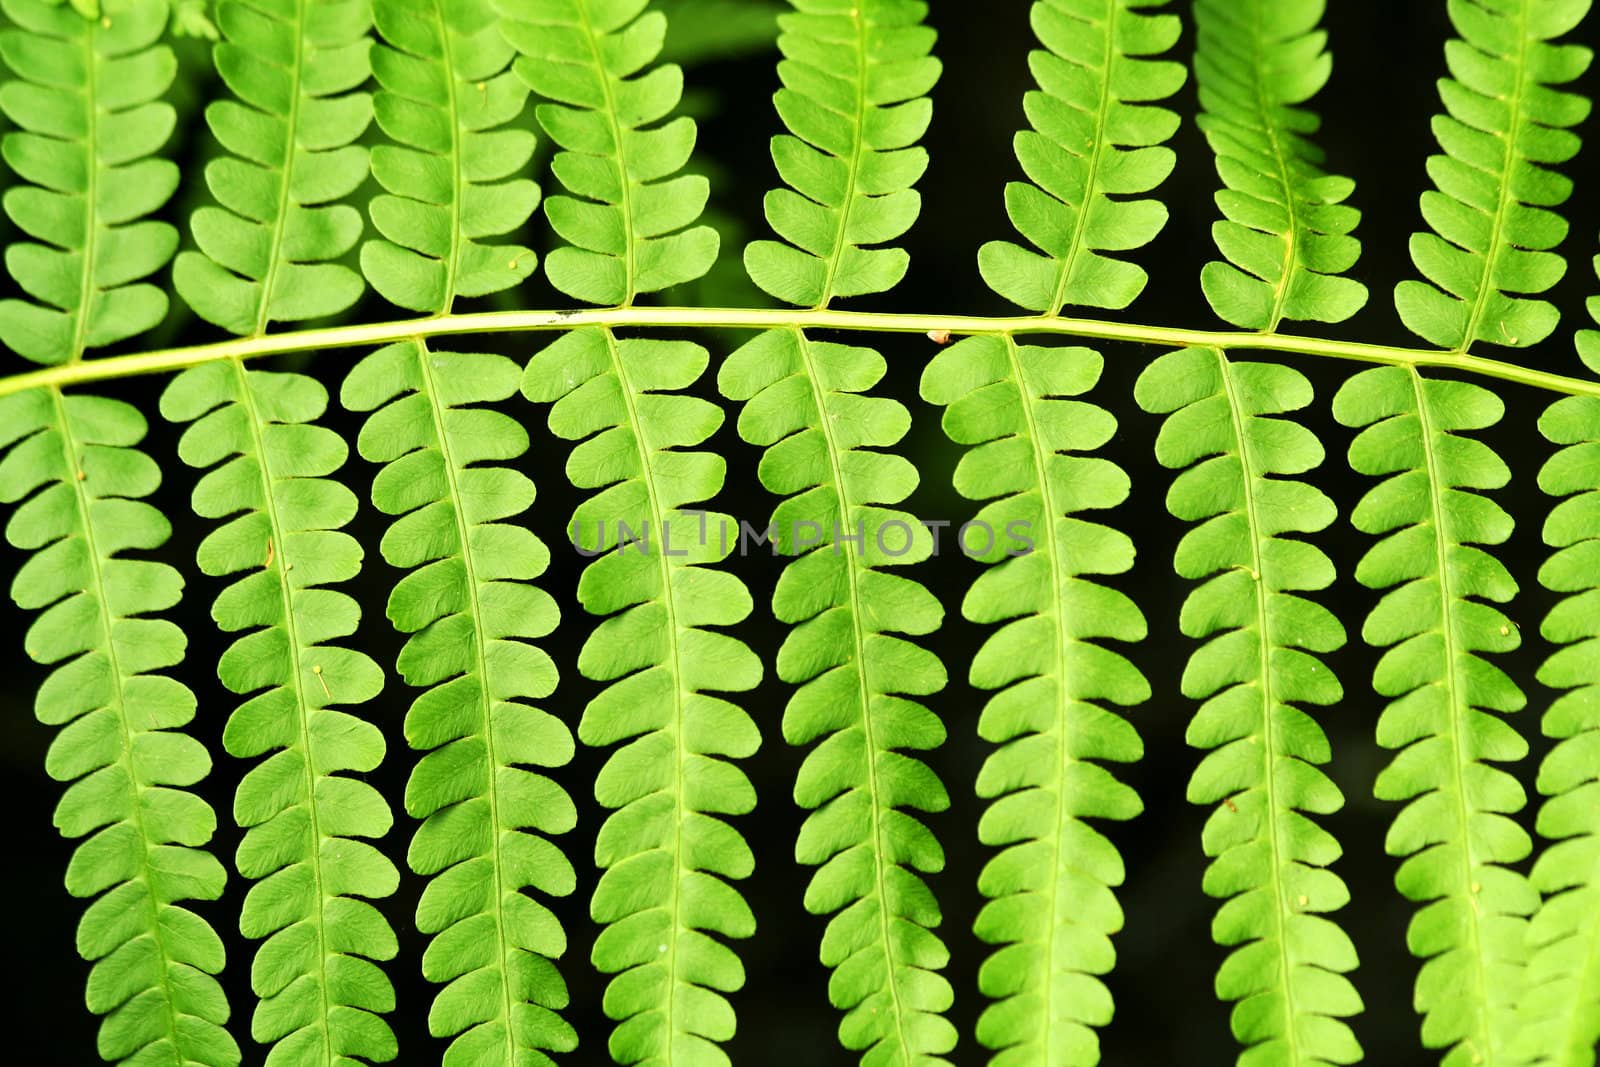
1395,0,1592,350
742,0,940,307
1192,0,1366,330
524,327,760,1067
977,0,1185,314
1137,347,1362,1067
720,328,953,1066
343,339,578,1066
0,387,237,1065
920,335,1147,1067
502,0,719,304
172,0,373,334
1333,365,1534,1066
1517,267,1600,1066
0,0,179,365
160,361,399,1065
363,0,538,312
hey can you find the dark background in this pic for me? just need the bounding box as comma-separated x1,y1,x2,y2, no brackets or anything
2,1,1597,1064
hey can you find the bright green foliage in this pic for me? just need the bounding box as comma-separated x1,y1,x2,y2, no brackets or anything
173,0,373,335
1192,0,1366,330
0,0,179,365
1333,365,1534,1067
1137,346,1362,1067
743,0,940,307
524,327,760,1067
921,334,1147,1067
1518,271,1600,1065
160,361,398,1066
343,339,577,1067
503,0,718,305
1394,0,1592,351
720,328,953,1066
363,0,538,313
0,386,236,1065
978,0,1184,314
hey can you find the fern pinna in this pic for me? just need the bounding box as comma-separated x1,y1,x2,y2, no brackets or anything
5,0,1600,1066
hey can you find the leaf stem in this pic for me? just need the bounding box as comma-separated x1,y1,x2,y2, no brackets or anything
6,307,1598,399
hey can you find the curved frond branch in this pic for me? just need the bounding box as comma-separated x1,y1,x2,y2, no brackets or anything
1192,0,1366,330
504,0,718,305
0,0,180,365
342,339,578,1064
1395,0,1593,351
363,0,538,312
1518,262,1600,1065
160,360,400,1063
174,0,373,334
0,387,237,1065
720,327,954,1065
1138,347,1362,1066
524,327,760,1067
744,0,940,307
1333,365,1535,1066
921,335,1148,1066
978,0,1185,314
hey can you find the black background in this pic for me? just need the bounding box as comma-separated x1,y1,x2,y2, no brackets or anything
2,1,1597,1065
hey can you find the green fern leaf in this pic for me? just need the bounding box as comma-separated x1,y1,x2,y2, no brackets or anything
977,0,1185,314
503,0,719,305
0,0,179,365
172,0,373,334
524,326,761,1067
720,329,953,1066
1137,346,1363,1067
1394,0,1592,351
741,0,940,307
160,361,400,1065
921,334,1148,1067
363,0,538,312
343,339,578,1066
1517,262,1600,1066
1333,365,1534,1066
1192,0,1367,330
0,388,237,1065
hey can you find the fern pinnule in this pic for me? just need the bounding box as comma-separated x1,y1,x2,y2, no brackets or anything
524,327,761,1067
1138,347,1363,1067
160,361,400,1065
173,0,373,334
503,0,717,306
343,339,578,1066
1333,366,1534,1067
1395,0,1592,351
1193,0,1366,329
363,0,539,313
0,0,179,364
978,0,1185,314
922,335,1147,1067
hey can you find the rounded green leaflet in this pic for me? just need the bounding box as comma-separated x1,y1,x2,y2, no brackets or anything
363,0,539,313
344,339,578,1066
502,0,718,306
1394,0,1593,351
525,327,761,1067
173,0,373,334
978,0,1185,314
1192,0,1367,330
0,388,237,1066
162,361,401,1065
922,334,1148,1067
0,0,179,365
743,0,941,307
1333,364,1536,1066
1138,347,1363,1067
